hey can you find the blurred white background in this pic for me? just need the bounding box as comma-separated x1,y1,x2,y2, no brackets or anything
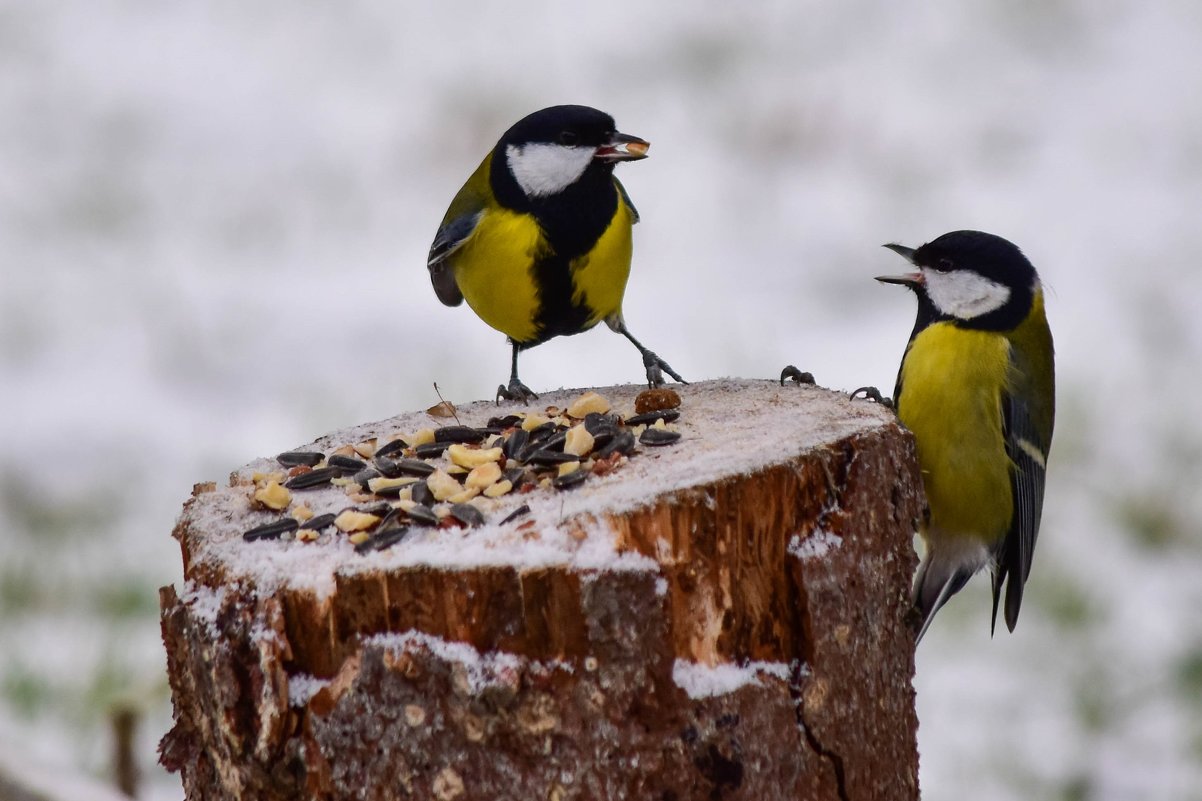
2,1,1201,798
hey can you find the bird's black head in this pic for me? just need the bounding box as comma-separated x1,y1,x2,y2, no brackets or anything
879,230,1039,331
493,105,648,204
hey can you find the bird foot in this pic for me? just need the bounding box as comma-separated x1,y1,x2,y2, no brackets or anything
495,380,539,405
642,351,686,387
850,386,894,409
780,365,816,386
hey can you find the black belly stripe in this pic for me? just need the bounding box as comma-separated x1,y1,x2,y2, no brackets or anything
526,251,593,345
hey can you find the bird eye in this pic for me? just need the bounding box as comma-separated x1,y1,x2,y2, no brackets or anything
933,258,954,273
558,130,579,146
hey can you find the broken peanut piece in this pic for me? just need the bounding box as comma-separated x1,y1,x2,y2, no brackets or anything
521,414,551,432
368,476,418,494
253,481,291,511
563,424,595,457
334,510,381,532
483,479,513,498
447,444,503,469
292,504,314,523
426,469,463,501
466,461,502,489
567,391,611,418
411,428,436,447
557,460,582,477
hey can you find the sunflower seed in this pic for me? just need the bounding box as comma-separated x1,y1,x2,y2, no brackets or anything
524,450,580,467
639,428,681,446
328,454,368,474
434,425,486,444
243,518,299,542
488,414,523,429
448,503,485,527
299,513,337,531
595,431,636,459
410,480,434,507
351,468,381,488
625,409,681,426
406,504,440,527
374,438,409,459
277,451,324,468
553,469,588,489
502,428,529,460
583,413,621,436
499,504,531,525
414,442,450,459
365,526,410,552
284,466,341,490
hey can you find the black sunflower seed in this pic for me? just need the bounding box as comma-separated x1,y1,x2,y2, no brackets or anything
284,466,341,490
583,413,620,435
553,469,588,489
243,518,299,542
415,442,450,459
277,451,324,468
625,409,681,426
639,428,681,446
351,468,381,489
299,513,337,531
374,438,408,459
524,450,580,467
434,425,486,444
503,467,528,487
356,501,393,517
488,414,523,429
406,504,439,526
499,504,531,525
328,455,367,474
448,503,485,527
595,431,636,459
410,480,434,506
503,428,529,460
366,527,410,552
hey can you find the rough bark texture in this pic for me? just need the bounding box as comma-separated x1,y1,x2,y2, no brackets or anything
160,380,923,801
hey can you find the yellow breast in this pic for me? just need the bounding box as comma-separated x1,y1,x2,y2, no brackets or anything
898,323,1013,542
569,196,634,326
451,208,545,344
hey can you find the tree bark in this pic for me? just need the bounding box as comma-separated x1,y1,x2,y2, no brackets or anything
160,379,923,801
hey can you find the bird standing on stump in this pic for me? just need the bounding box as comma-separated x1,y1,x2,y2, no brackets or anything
874,230,1055,643
428,104,684,402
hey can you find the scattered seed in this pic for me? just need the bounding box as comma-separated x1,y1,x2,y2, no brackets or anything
415,441,450,459
500,504,531,525
296,529,320,543
368,476,419,496
406,504,440,527
521,414,551,432
639,428,681,447
277,451,324,468
243,518,299,542
567,391,611,418
411,428,436,446
328,454,368,474
484,479,513,498
292,505,314,523
367,526,410,552
595,431,636,459
488,414,523,429
435,425,486,444
466,461,502,489
351,468,381,489
348,531,371,546
426,469,462,501
300,513,337,531
411,481,434,507
563,425,595,457
374,438,409,459
524,450,580,467
502,428,529,460
583,413,620,436
352,440,377,459
447,444,504,469
285,466,341,490
253,480,292,511
448,503,485,528
553,469,588,489
334,510,382,532
557,460,582,477
625,409,681,426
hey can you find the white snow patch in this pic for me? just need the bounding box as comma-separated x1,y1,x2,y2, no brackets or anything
655,577,668,597
287,674,330,708
180,581,228,636
787,529,844,561
671,658,796,699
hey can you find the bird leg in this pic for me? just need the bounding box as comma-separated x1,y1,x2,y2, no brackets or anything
849,386,894,409
779,366,815,386
608,317,686,387
495,342,539,404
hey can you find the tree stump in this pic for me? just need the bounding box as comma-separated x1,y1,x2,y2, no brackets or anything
159,379,923,801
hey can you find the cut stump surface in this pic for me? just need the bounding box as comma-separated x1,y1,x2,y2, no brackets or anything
160,379,923,801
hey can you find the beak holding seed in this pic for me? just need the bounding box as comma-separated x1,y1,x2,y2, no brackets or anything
595,132,650,162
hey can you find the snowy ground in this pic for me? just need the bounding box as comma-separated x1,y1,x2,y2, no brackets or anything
2,1,1201,798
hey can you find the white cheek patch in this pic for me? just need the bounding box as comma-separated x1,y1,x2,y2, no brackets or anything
506,143,595,198
923,269,1012,319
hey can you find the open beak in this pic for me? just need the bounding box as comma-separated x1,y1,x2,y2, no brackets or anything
595,132,650,162
876,243,923,287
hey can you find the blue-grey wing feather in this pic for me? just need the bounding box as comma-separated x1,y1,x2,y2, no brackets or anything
427,210,482,307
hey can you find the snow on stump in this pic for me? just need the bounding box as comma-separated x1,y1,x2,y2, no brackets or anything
159,378,923,801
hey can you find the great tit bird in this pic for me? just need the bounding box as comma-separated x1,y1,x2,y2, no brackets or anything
875,230,1055,643
427,104,684,402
